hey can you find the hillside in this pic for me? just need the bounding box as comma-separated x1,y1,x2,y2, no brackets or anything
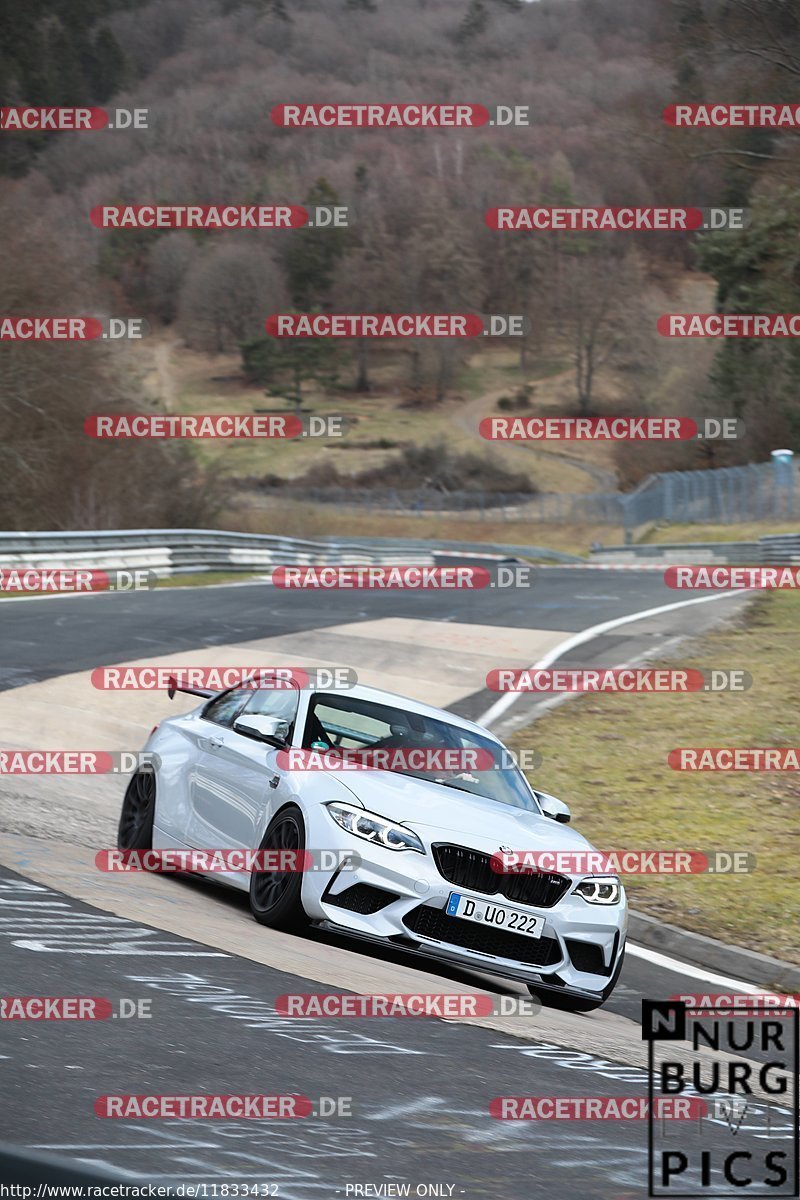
2,0,800,530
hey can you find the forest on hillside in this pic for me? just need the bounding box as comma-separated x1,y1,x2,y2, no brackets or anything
2,0,800,528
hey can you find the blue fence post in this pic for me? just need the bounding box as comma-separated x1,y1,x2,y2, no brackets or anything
770,449,795,520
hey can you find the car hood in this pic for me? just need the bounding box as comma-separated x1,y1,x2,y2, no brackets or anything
328,768,595,856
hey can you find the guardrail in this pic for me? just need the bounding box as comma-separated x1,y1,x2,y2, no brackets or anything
0,529,583,575
589,534,800,566
336,536,582,564
589,541,760,566
759,533,800,564
2,529,795,572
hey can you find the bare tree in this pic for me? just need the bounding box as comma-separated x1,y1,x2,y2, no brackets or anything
558,248,645,414
177,242,285,353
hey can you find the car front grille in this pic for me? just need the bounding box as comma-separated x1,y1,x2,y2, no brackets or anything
403,904,562,967
432,843,571,908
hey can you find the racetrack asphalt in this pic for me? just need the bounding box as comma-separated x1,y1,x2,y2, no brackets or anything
3,567,785,1194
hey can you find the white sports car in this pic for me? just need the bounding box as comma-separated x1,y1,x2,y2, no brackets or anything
118,678,627,1011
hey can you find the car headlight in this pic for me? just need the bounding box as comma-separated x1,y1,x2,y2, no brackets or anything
325,801,425,854
574,877,622,905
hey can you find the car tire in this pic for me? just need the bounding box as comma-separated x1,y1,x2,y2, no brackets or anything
117,769,156,850
249,805,308,932
527,947,626,1013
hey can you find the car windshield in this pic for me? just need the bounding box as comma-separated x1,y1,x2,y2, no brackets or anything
305,693,542,813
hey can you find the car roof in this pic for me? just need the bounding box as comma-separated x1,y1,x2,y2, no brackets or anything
307,681,499,743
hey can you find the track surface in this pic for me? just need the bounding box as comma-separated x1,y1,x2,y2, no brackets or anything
0,567,735,681
2,867,794,1198
1,568,778,1193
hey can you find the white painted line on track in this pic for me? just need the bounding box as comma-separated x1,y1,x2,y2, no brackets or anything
626,942,763,993
479,589,751,727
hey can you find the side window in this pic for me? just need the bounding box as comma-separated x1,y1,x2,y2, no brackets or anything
203,689,251,729
240,687,299,738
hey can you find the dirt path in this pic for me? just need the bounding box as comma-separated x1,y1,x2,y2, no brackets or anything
152,337,179,412
455,371,619,493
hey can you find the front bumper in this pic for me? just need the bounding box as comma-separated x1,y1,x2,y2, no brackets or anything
302,808,627,997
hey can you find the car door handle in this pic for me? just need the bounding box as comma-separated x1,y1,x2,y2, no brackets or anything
208,737,224,750
268,775,280,789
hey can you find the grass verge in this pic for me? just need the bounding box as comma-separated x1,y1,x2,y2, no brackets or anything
642,521,800,545
508,591,800,964
152,571,266,588
222,503,623,558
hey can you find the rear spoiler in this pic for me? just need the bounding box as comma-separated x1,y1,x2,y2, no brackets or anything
167,674,217,701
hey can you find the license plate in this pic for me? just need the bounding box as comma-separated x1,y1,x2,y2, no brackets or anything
446,892,544,939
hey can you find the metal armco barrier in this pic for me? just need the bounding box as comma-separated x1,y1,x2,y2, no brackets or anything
0,530,427,575
759,532,800,564
2,529,796,572
589,534,800,566
0,529,582,575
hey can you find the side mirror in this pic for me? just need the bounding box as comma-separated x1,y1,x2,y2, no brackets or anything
536,791,571,824
233,714,290,747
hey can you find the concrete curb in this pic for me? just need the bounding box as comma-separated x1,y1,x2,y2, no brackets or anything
629,910,800,992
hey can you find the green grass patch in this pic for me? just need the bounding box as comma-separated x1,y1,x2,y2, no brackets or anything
509,592,800,965
153,571,266,588
641,521,800,545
